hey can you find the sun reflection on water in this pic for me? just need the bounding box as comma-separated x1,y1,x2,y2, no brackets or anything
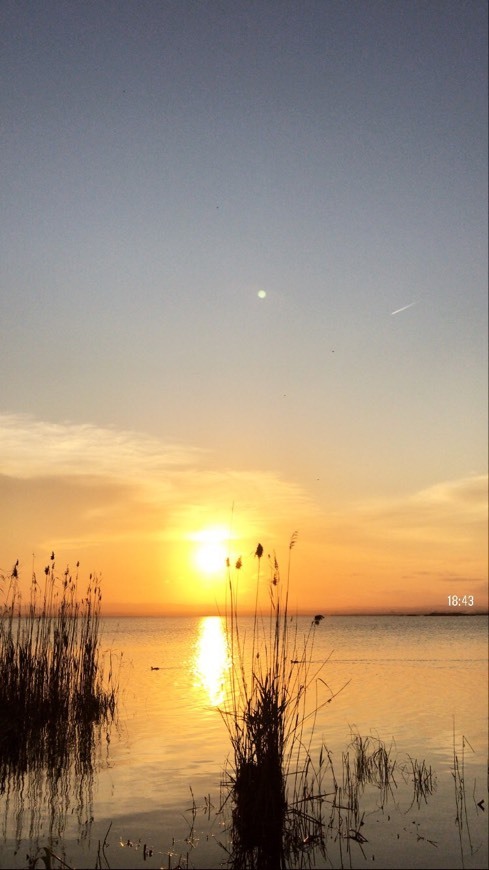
193,616,230,707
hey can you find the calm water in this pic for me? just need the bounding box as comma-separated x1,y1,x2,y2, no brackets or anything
1,615,487,869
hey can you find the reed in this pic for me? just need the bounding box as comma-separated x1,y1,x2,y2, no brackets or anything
216,537,436,868
219,534,335,869
451,727,481,868
347,731,397,806
401,754,436,809
0,554,117,783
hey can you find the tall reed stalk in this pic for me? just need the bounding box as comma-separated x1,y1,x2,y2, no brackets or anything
219,534,334,869
451,726,479,868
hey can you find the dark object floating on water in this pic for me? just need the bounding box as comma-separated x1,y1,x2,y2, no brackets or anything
150,666,161,670
313,614,325,625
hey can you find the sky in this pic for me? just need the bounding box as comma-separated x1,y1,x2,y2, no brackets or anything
1,0,487,615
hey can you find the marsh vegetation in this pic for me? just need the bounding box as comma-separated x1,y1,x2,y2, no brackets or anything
0,550,486,869
0,554,118,849
218,536,366,868
215,538,485,870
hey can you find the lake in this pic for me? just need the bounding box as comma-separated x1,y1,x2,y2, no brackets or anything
1,614,487,869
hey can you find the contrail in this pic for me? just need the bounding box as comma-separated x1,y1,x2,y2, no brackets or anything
391,302,417,316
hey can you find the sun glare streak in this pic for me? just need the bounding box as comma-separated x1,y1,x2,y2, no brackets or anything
193,616,230,707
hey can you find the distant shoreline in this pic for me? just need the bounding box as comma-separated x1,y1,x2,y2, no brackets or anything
315,612,489,618
98,609,489,619
331,611,488,617
422,611,489,617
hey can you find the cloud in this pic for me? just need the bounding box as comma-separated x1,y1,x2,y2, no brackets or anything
344,474,488,543
2,413,485,612
0,413,206,481
0,413,321,553
314,473,487,597
412,476,487,510
1,413,486,610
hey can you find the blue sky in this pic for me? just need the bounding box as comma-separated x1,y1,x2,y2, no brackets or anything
1,1,487,613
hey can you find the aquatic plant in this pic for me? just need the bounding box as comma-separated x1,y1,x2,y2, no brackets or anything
25,845,75,869
0,554,118,845
451,727,486,868
401,753,436,809
219,534,341,869
216,537,446,869
0,554,117,769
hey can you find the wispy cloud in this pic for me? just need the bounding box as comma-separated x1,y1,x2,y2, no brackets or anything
319,474,488,584
358,475,488,541
0,413,206,481
1,413,486,613
0,413,321,554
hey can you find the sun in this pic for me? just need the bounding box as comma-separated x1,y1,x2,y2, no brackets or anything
191,527,229,576
195,541,227,574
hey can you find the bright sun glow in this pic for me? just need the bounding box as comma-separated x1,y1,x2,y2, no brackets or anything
191,526,230,576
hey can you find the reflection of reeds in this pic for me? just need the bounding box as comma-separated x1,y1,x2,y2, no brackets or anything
401,754,436,809
325,732,397,865
26,844,75,869
0,554,118,847
347,731,397,810
451,726,484,869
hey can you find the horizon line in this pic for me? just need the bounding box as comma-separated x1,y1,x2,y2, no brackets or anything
98,608,489,618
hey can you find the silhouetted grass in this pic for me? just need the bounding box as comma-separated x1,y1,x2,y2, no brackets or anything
451,727,483,868
0,553,117,785
216,537,450,869
401,754,436,809
219,534,341,869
